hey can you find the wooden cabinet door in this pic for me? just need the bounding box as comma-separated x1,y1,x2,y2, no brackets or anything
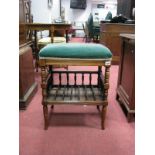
119,40,135,109
19,44,37,109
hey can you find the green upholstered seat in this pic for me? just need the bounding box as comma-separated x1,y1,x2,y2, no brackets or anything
39,43,112,59
38,37,66,45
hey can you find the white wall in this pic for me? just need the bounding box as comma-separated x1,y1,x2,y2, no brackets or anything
61,0,117,23
31,0,117,23
31,0,60,23
92,2,117,21
61,0,92,22
31,0,117,37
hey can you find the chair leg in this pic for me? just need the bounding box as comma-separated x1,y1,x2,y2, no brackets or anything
101,105,107,130
35,49,39,72
51,105,54,109
43,105,48,130
96,105,100,111
85,35,88,42
83,35,88,42
35,60,39,72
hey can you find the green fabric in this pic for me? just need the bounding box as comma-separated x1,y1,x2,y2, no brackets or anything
105,11,112,20
39,43,112,59
87,13,94,38
87,14,100,38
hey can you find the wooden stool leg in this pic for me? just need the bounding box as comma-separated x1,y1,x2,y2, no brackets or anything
101,105,107,130
41,66,49,129
34,30,39,72
97,105,100,111
101,64,111,130
43,105,48,130
35,57,39,72
51,105,54,109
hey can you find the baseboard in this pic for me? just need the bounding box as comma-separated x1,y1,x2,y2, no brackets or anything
19,82,38,110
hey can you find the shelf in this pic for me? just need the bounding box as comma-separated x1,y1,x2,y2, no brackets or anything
46,85,105,105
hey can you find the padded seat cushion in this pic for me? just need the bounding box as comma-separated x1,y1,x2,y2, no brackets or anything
39,43,112,59
38,37,66,45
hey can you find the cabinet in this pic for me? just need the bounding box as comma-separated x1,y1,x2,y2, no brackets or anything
116,34,135,121
23,0,32,23
100,23,135,65
19,43,37,109
19,0,37,109
19,0,33,44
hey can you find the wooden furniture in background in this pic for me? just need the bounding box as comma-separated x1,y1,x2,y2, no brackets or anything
19,0,37,109
19,0,33,43
25,23,71,44
100,23,135,64
116,34,135,121
25,23,71,71
19,43,37,109
25,23,71,51
19,0,26,44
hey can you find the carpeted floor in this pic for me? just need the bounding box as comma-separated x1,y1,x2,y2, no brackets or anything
19,64,135,155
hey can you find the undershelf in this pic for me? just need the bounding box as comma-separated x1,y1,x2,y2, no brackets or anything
45,85,105,105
